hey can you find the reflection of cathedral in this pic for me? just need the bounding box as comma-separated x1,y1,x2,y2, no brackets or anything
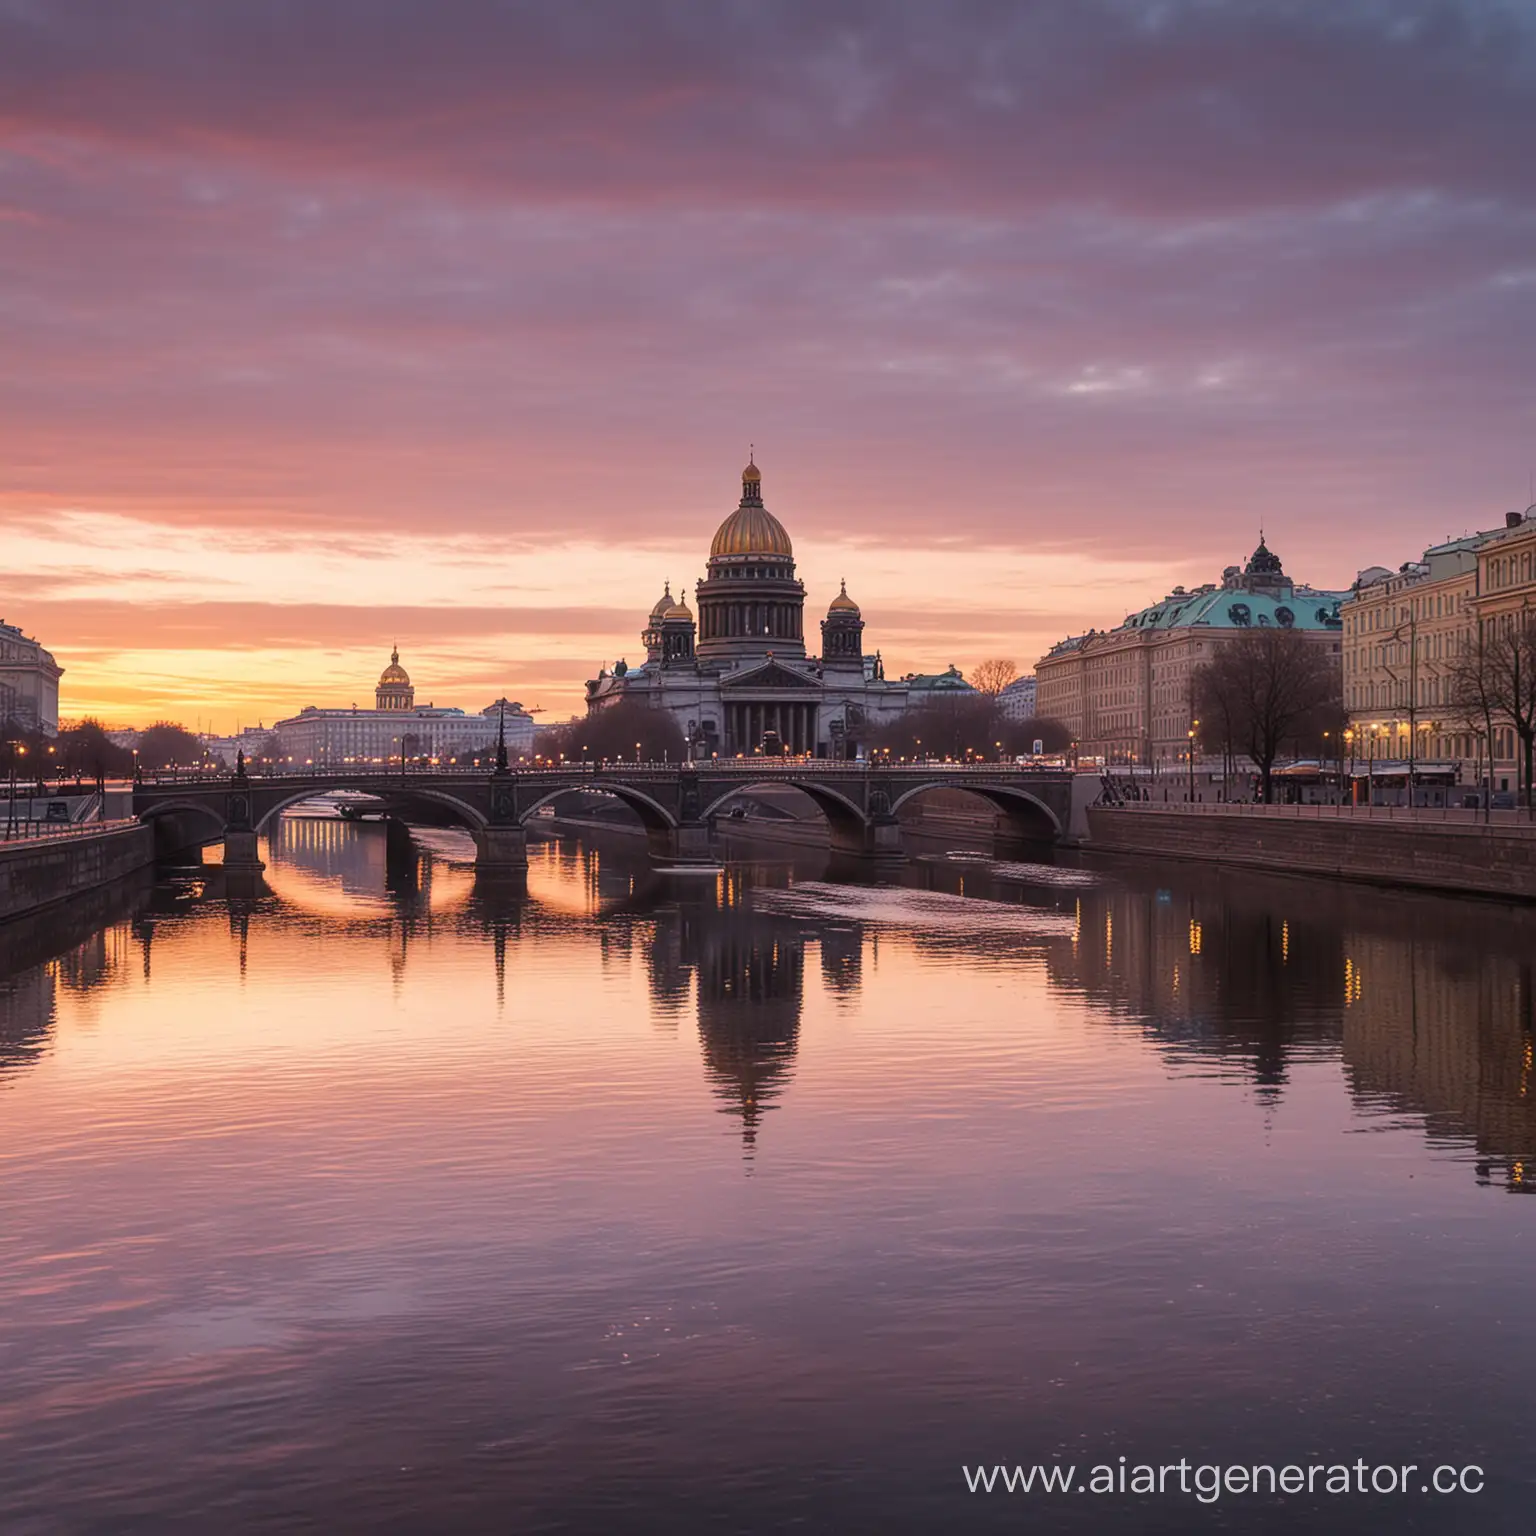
585,460,923,758
694,906,806,1153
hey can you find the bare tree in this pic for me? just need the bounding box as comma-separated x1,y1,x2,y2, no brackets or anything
1485,614,1536,811
1449,623,1503,817
136,721,211,771
970,658,1019,698
1192,630,1341,803
538,700,685,763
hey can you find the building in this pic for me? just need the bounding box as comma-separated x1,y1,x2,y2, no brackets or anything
0,619,63,735
271,650,536,766
1475,509,1536,791
585,459,922,757
997,674,1037,722
1035,539,1345,765
1343,506,1536,791
201,724,279,768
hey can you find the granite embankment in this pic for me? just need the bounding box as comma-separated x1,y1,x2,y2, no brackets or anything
0,824,156,923
1086,807,1536,901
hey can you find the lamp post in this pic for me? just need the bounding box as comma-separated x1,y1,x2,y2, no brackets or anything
1344,728,1355,805
1186,719,1199,803
1384,610,1421,802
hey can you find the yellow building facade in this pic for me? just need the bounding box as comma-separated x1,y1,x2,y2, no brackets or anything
1343,508,1536,790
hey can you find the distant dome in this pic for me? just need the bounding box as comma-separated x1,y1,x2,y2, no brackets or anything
378,647,410,686
827,579,860,614
649,584,674,620
1245,538,1284,577
711,504,794,558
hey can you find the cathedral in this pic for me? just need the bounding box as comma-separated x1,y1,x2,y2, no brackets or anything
584,460,940,757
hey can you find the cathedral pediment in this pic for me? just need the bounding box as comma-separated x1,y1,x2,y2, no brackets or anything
720,659,822,692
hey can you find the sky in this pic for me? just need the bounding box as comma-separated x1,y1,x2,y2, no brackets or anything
3,0,1535,730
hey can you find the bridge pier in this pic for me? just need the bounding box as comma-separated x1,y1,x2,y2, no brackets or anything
650,820,716,867
474,825,528,875
829,815,907,866
223,828,265,873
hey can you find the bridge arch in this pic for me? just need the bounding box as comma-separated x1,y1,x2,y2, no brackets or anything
251,786,489,835
700,779,869,835
137,798,229,858
518,780,678,833
888,781,1062,843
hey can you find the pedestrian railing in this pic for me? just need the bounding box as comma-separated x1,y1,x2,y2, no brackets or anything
0,817,142,845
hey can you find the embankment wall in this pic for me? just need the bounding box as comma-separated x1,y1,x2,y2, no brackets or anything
1086,808,1536,901
0,825,157,923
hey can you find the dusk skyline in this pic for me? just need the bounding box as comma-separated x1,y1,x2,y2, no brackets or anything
4,0,1535,728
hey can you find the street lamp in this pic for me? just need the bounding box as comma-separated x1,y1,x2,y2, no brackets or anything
1344,728,1355,803
1187,719,1199,803
5,740,19,836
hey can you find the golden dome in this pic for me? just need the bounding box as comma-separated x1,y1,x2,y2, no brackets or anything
742,459,761,482
711,504,793,559
828,579,860,614
664,589,693,621
379,646,411,686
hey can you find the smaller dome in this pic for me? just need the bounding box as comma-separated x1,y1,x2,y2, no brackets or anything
827,579,860,614
649,583,673,620
664,588,693,621
742,459,761,482
1246,537,1284,576
379,646,411,686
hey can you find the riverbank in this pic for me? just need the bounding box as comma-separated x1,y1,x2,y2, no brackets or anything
0,824,156,923
1086,805,1536,901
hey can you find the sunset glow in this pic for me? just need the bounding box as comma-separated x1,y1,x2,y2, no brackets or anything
4,1,1533,724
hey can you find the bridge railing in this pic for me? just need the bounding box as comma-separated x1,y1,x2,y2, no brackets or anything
138,759,1070,786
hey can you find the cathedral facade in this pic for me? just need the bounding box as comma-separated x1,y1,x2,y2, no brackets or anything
584,461,919,757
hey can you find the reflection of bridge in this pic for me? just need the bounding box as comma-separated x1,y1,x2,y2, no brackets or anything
134,762,1073,873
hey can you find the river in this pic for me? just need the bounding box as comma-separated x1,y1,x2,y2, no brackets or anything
1,817,1533,1533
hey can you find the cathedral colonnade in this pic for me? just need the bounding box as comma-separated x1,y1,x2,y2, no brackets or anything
723,701,818,755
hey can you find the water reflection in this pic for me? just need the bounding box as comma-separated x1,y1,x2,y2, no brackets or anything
4,815,1536,1531
4,819,1535,1188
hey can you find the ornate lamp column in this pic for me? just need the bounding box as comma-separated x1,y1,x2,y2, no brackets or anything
476,702,527,880
223,750,265,874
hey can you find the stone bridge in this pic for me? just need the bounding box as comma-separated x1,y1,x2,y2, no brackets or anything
133,762,1074,874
